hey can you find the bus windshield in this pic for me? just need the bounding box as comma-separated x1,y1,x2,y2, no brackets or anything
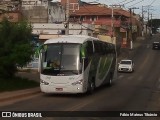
41,43,82,76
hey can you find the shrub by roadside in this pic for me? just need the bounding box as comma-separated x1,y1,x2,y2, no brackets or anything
0,76,39,92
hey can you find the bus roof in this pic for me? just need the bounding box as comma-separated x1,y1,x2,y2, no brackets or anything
44,35,99,44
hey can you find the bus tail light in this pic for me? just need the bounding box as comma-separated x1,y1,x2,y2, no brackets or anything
72,80,83,86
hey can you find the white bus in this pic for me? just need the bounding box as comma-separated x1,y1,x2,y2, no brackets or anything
39,35,116,94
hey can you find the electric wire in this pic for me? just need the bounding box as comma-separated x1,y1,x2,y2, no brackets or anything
127,0,144,8
148,0,157,7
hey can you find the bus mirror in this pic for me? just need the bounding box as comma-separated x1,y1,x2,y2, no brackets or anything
35,44,47,56
80,45,86,59
39,45,47,54
42,45,47,52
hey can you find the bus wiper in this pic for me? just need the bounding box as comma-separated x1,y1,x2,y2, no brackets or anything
70,70,78,74
60,70,78,75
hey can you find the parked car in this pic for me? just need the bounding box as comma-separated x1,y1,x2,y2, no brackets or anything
118,59,134,72
152,42,160,50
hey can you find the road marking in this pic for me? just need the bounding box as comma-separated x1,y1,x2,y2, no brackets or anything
136,53,150,73
146,44,150,48
137,76,143,81
127,76,133,80
65,99,94,111
118,75,124,79
0,93,41,107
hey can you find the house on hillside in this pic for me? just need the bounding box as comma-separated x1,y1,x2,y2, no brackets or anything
21,0,48,23
63,0,142,48
0,0,22,22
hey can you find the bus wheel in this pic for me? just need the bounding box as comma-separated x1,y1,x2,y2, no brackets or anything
87,81,95,94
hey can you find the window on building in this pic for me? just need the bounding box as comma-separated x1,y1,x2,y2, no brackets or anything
90,16,97,21
80,16,85,21
61,30,65,35
48,9,51,15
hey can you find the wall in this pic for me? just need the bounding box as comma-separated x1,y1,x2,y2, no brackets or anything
48,2,65,23
22,6,48,23
32,23,94,36
0,12,21,22
21,0,48,9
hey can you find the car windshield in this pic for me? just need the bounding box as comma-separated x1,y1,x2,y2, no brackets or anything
153,43,160,45
41,43,82,76
120,61,131,64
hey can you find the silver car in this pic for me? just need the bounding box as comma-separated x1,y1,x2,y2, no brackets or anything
118,59,134,72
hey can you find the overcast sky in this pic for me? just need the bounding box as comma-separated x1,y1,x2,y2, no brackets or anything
82,0,160,19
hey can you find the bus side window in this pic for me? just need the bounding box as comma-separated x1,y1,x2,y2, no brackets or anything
94,41,100,54
86,41,93,56
103,43,107,55
98,42,103,55
105,43,109,54
80,41,93,60
100,42,106,55
108,44,112,54
110,44,114,53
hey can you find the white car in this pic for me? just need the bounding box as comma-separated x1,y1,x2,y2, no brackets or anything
118,59,134,72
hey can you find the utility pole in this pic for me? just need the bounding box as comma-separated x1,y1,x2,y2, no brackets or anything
142,6,144,36
148,7,150,26
110,4,123,41
151,13,152,35
129,8,133,50
147,6,154,35
129,7,139,50
65,0,69,35
141,6,147,36
109,4,123,81
111,5,114,38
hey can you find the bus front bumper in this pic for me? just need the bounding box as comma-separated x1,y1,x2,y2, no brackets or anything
40,84,86,94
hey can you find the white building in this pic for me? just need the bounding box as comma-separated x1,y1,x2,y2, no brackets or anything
48,1,65,23
21,0,48,10
32,23,94,41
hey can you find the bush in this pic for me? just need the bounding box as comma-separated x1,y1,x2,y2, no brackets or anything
0,19,34,78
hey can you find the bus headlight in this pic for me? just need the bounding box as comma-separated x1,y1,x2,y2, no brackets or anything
72,80,83,86
40,80,49,85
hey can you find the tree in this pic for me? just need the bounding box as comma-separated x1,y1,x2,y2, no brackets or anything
0,19,34,78
148,19,160,33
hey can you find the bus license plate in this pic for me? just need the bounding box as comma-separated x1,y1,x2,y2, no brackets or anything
56,88,63,91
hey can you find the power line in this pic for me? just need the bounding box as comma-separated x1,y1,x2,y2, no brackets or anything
123,0,137,5
149,0,157,6
117,0,128,4
127,0,144,8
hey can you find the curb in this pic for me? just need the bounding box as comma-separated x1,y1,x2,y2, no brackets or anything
0,87,41,102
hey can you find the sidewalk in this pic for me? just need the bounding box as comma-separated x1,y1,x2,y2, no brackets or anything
0,71,41,103
0,87,41,103
0,36,145,103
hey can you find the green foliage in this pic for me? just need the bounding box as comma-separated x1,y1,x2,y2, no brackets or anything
0,19,34,78
148,19,160,28
148,19,160,33
0,76,39,92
